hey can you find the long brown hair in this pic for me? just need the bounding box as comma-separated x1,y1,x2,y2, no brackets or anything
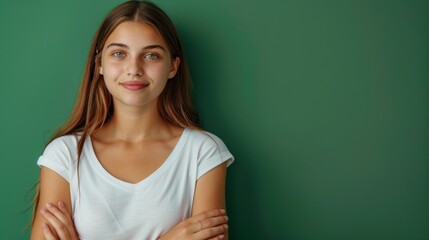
31,0,199,225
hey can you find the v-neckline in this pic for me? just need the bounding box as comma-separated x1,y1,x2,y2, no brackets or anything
84,128,191,190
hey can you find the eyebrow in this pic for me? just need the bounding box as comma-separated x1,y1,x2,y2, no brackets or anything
106,43,166,52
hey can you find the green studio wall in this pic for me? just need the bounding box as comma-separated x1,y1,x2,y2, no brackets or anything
1,0,428,239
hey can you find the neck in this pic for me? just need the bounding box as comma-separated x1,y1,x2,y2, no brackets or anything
102,101,173,142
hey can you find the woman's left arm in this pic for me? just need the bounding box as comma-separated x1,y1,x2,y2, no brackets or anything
41,162,230,240
192,162,229,240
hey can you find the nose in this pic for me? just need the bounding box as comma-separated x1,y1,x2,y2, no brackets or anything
126,55,143,77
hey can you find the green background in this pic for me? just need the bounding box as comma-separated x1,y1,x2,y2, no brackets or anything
1,0,428,239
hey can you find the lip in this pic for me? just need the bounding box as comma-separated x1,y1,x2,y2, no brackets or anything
120,81,149,90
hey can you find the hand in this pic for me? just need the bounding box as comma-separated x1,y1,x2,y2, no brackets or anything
159,209,229,240
39,201,79,240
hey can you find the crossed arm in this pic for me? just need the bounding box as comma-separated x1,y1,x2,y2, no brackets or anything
30,163,229,240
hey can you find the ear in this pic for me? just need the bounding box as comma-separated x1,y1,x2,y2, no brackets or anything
99,66,103,75
168,57,180,79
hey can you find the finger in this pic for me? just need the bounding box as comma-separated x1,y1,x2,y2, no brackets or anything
191,209,226,223
41,207,71,240
207,235,225,240
57,201,70,215
42,223,58,240
47,202,79,239
201,215,229,229
190,215,228,233
47,203,72,227
46,223,60,239
193,224,228,240
57,201,79,239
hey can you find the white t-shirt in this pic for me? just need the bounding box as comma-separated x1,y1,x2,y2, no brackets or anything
37,128,234,240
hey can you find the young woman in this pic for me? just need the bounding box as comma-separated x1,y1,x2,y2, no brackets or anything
30,1,234,239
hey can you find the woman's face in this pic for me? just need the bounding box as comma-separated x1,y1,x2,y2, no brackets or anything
100,21,180,110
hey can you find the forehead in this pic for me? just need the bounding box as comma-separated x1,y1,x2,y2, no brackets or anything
104,21,166,49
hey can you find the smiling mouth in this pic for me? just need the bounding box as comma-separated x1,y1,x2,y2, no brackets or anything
120,81,149,90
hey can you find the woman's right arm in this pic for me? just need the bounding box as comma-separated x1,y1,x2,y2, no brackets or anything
30,167,75,240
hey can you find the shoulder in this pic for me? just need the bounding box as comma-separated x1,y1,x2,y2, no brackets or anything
187,129,229,151
45,134,80,149
38,134,82,168
37,134,83,183
186,128,234,166
43,134,80,156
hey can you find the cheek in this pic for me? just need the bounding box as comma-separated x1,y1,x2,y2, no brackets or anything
102,64,122,82
147,62,172,79
101,67,121,91
103,78,115,95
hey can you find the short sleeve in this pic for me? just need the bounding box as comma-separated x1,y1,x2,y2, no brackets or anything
37,135,79,183
196,131,234,179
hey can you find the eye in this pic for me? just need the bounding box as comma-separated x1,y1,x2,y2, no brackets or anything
144,53,159,60
112,51,126,58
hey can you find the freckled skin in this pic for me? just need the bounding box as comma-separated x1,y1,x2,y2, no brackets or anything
100,21,179,109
